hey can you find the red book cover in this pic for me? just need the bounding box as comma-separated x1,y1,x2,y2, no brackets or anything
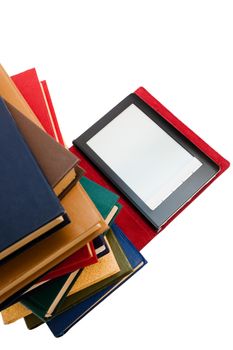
12,69,98,277
39,242,96,283
11,69,56,139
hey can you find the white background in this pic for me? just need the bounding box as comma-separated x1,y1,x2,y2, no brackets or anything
1,1,233,349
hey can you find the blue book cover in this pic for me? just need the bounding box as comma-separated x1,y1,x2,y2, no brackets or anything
0,98,67,263
45,224,147,337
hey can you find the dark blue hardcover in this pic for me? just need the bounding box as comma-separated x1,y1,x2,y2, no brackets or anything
0,98,66,259
45,223,147,337
93,235,109,258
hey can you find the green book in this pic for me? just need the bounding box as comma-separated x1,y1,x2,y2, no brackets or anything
80,177,121,222
21,270,81,319
22,229,132,324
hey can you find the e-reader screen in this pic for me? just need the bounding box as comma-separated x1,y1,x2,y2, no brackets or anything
87,104,202,210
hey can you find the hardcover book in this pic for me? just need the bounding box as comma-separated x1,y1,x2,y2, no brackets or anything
0,64,43,128
0,98,68,262
19,228,131,323
0,65,84,195
1,230,119,323
52,228,132,316
5,101,81,198
11,70,64,145
80,177,120,219
40,80,65,145
35,242,97,286
25,224,147,335
11,68,57,139
20,270,81,319
0,182,108,310
1,174,122,323
27,176,119,287
30,175,119,285
27,242,97,290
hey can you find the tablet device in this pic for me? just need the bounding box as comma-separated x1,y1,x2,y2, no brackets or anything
74,93,219,230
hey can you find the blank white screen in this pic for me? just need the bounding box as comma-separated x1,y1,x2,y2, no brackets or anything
87,104,202,210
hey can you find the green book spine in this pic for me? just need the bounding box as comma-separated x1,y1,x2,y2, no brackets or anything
80,177,120,219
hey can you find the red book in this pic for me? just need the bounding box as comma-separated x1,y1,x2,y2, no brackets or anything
38,241,96,283
40,80,65,146
11,69,56,140
12,69,98,278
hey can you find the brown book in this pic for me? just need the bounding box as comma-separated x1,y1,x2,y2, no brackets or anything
0,183,108,310
4,101,81,197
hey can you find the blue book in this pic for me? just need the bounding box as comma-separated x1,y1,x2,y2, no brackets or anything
0,98,68,263
24,224,147,336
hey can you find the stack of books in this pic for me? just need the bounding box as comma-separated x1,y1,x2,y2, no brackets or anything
0,65,147,337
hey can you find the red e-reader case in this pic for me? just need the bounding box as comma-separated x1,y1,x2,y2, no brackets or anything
71,87,229,250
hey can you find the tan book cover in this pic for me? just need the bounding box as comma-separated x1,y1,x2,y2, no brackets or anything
0,183,108,309
68,237,119,295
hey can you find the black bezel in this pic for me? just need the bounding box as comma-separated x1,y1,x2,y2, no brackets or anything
73,93,219,230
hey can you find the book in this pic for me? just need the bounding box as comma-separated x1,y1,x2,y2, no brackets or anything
20,270,82,320
13,72,119,238
1,175,121,322
40,80,65,145
27,176,119,287
24,224,147,335
27,242,97,289
0,65,84,196
80,177,120,219
29,175,120,285
0,64,43,128
20,227,131,323
1,230,118,323
11,71,64,145
11,68,56,139
93,235,109,258
52,228,132,314
0,98,68,262
5,101,80,198
0,182,108,310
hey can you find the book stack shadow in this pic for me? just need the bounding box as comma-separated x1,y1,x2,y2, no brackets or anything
0,65,147,337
